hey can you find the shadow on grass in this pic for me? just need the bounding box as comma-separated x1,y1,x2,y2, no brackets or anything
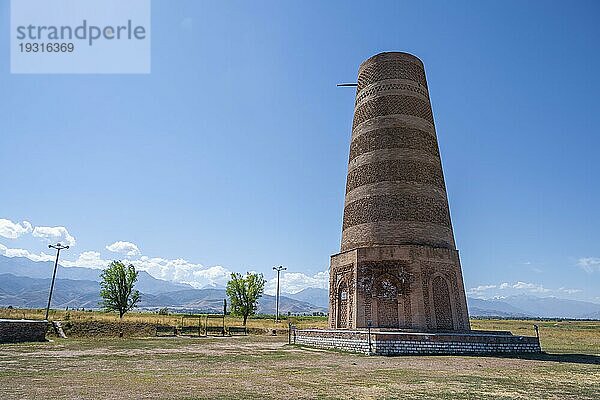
499,352,600,365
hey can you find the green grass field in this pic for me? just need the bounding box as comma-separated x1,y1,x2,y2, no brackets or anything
0,316,598,399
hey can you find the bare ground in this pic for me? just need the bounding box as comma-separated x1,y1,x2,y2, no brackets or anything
1,335,598,400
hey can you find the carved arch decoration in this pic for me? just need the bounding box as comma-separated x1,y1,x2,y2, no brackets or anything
421,261,465,330
372,273,402,328
421,262,465,330
358,260,414,329
337,280,349,328
330,263,354,329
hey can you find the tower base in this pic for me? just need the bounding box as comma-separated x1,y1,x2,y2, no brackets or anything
295,329,541,356
329,245,470,331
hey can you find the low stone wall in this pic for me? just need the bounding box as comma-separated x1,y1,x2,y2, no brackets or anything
295,329,541,355
59,320,157,337
296,330,371,354
0,319,47,343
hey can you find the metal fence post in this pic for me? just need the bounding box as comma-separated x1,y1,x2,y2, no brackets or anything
292,325,297,344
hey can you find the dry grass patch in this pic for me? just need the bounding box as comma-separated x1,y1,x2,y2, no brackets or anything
0,318,598,399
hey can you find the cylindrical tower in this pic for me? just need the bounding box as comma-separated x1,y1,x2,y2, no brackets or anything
329,52,470,331
341,52,455,252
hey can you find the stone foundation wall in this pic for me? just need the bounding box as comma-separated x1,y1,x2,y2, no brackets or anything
296,329,541,355
296,330,371,354
0,319,47,343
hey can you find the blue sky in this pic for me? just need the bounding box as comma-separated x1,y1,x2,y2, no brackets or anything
1,1,599,300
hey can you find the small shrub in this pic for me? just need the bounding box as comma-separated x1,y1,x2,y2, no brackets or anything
158,307,169,315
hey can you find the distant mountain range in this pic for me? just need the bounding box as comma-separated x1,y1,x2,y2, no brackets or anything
0,256,326,314
468,295,600,319
0,255,193,294
1,255,599,318
0,272,326,314
284,287,600,319
285,287,329,308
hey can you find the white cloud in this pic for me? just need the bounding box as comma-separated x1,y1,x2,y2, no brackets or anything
0,244,55,262
190,265,232,288
0,217,76,248
131,256,233,288
466,284,497,295
511,281,550,293
57,250,233,288
58,251,231,288
577,257,600,273
1,233,329,292
106,241,141,256
58,251,330,293
557,287,582,295
0,219,32,239
265,270,329,295
0,217,329,293
61,251,109,270
468,280,583,299
32,226,76,247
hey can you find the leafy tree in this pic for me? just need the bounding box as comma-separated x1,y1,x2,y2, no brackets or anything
100,261,141,336
226,272,266,326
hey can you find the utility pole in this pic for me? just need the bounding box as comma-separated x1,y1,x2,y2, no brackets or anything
45,243,69,321
223,299,227,336
273,265,287,323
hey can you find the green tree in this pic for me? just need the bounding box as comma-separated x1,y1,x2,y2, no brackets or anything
226,272,266,326
100,261,141,336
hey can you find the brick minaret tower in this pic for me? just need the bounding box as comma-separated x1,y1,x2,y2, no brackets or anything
329,52,470,331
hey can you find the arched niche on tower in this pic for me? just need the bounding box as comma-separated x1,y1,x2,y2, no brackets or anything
336,280,350,329
371,273,403,328
431,274,455,330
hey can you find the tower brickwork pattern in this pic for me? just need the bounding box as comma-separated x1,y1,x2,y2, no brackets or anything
341,52,455,252
329,52,470,331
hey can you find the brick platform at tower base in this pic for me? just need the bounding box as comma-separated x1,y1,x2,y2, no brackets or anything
294,329,541,356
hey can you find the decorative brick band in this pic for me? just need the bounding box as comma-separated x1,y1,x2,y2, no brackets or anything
346,159,445,193
357,58,427,92
341,222,456,251
352,115,435,142
348,148,441,174
295,329,542,356
342,194,451,231
344,181,447,207
349,126,440,163
353,95,434,130
355,80,429,106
